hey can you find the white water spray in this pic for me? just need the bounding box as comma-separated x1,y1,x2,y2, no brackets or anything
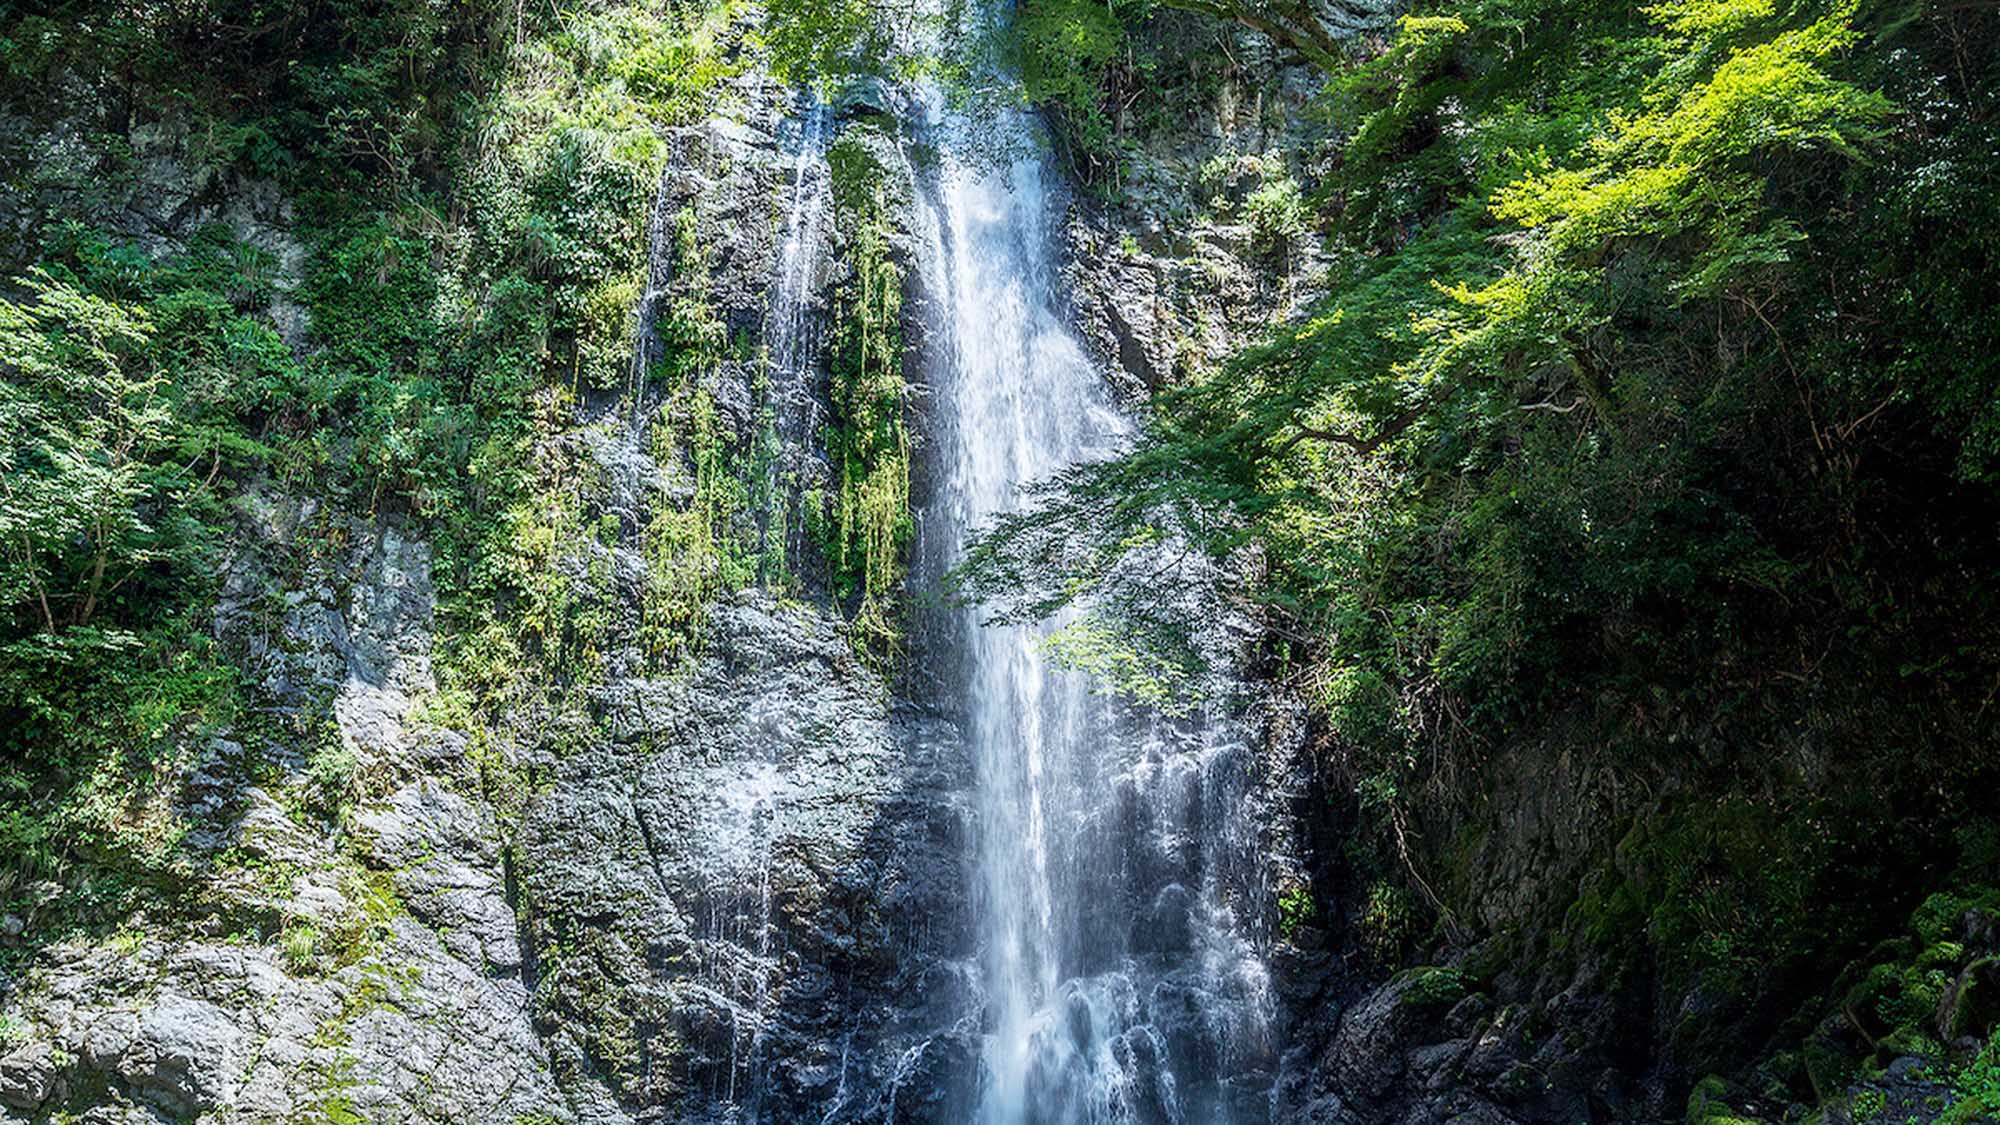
909,79,1276,1124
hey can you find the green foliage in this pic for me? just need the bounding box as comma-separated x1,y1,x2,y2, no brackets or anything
1243,173,1309,255
1,1,512,193
1393,964,1468,1006
305,740,360,819
0,231,281,925
1005,0,1136,159
1939,1031,2000,1125
0,0,751,965
639,208,737,666
1685,1074,1760,1125
1277,882,1316,939
0,615,239,934
1040,616,1189,709
1360,879,1420,962
280,920,323,974
958,0,2000,813
585,3,746,130
763,0,899,87
820,143,913,662
1,271,174,633
2,231,285,638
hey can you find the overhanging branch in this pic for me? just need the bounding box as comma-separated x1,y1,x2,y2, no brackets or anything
1278,393,1437,455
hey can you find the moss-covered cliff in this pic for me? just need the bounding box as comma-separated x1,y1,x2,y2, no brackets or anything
0,2,936,1119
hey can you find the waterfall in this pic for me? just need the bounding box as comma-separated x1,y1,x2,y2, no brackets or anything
769,99,834,450
908,79,1279,1125
765,99,835,585
684,97,835,1125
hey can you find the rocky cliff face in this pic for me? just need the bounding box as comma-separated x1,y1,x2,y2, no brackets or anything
10,6,1987,1125
1,494,570,1122
1038,22,1691,1123
0,30,1001,1118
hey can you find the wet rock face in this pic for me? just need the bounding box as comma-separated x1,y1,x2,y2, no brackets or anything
518,592,978,1123
503,72,977,1125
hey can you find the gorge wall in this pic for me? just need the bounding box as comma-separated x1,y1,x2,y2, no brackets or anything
3,2,1999,1124
0,11,1321,1122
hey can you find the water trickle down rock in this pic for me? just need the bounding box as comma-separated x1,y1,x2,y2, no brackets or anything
513,79,984,1125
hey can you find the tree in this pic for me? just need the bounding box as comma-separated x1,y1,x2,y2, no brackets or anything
0,270,192,635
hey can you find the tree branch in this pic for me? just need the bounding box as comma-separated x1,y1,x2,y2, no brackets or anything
1278,393,1438,456
1159,0,1348,71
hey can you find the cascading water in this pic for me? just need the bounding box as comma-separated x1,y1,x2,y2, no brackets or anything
768,100,836,580
907,73,1280,1125
769,100,834,451
683,98,838,1124
648,33,1285,1123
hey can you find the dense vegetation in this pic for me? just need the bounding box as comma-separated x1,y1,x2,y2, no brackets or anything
821,127,915,660
944,0,2000,1113
0,0,921,967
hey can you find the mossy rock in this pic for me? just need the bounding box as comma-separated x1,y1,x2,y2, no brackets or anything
1921,941,1970,969
1458,933,1517,986
1877,1025,1943,1062
1686,1074,1765,1125
1392,965,1469,1007
1846,961,1949,1044
1912,887,2000,946
825,124,902,215
1566,863,1645,948
1941,956,2000,1042
1805,1038,1861,1103
1848,1085,1888,1120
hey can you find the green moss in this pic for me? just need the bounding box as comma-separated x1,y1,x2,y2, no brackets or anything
280,920,323,975
1277,883,1315,940
1851,962,1948,1041
1685,1075,1760,1125
1567,863,1645,948
1946,956,2000,1041
1803,1036,1859,1103
1938,1031,2000,1124
1921,942,1969,969
1914,889,2000,947
1393,965,1469,1007
820,137,911,665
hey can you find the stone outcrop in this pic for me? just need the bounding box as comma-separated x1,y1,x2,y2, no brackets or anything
0,492,572,1122
520,593,978,1122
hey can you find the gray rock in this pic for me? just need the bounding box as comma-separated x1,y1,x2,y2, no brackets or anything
353,781,523,972
0,1038,56,1111
835,76,899,121
114,996,246,1116
521,589,976,1118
